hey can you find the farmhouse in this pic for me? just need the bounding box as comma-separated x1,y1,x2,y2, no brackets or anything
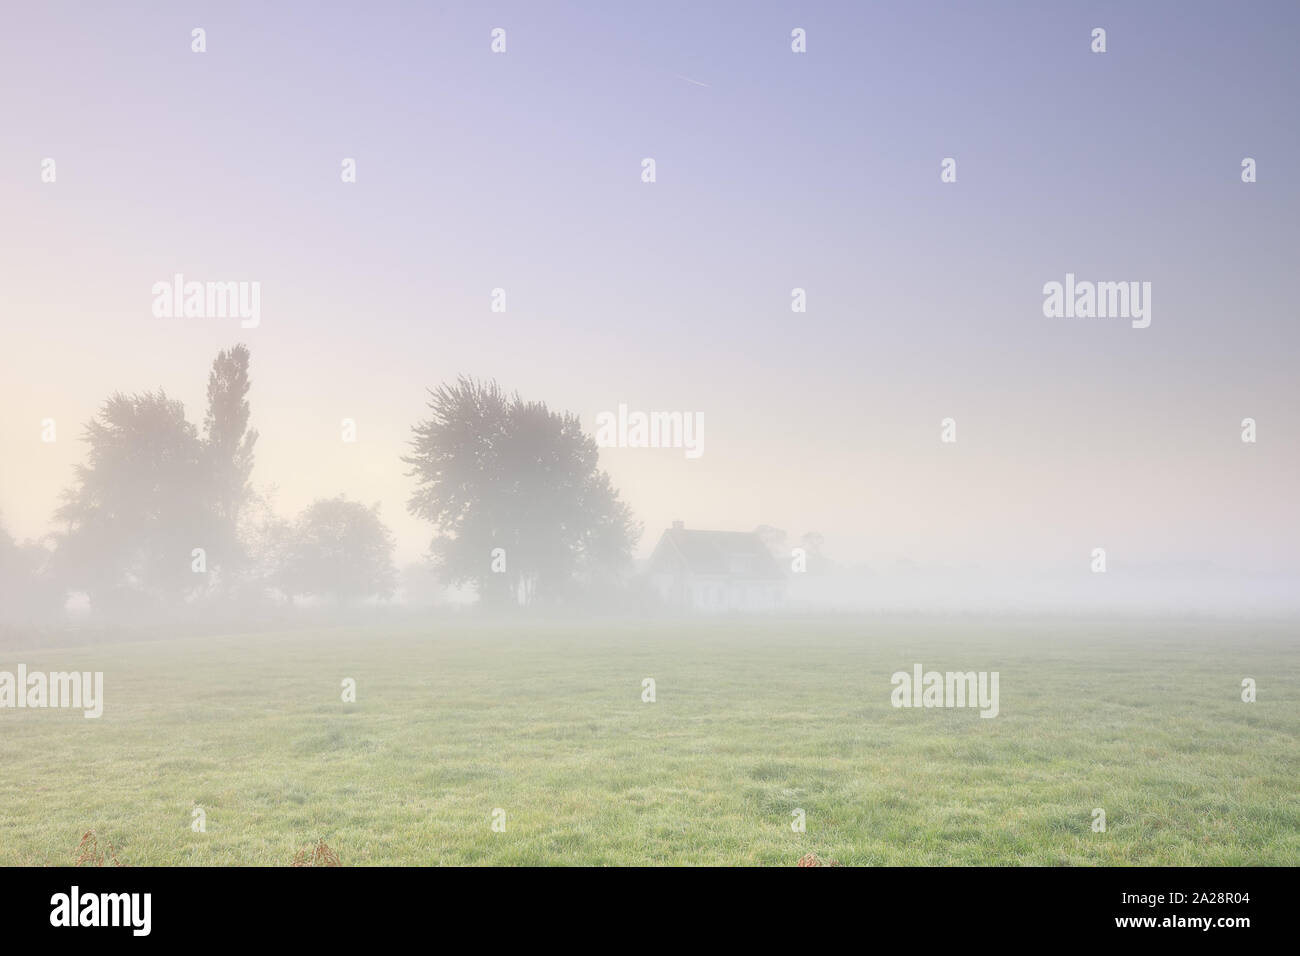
647,522,785,612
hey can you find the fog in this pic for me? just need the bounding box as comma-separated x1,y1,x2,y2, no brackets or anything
3,2,1299,645
2,341,1296,648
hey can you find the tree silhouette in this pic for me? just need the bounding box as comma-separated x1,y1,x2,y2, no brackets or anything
404,377,640,607
54,391,214,613
51,346,258,615
202,345,258,585
0,518,60,632
277,496,397,605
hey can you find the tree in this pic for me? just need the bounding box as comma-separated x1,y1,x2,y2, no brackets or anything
277,496,397,604
0,519,62,633
51,346,259,615
404,377,640,607
202,345,258,584
54,391,214,612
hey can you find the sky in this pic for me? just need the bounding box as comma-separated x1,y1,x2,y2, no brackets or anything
2,0,1299,585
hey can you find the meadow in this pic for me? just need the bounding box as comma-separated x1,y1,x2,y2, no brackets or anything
1,615,1296,866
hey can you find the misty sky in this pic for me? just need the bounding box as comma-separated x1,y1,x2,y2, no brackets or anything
2,0,1299,576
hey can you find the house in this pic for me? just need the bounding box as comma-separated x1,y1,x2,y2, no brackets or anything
647,522,786,612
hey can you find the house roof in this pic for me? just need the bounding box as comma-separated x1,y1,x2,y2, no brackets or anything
653,527,785,580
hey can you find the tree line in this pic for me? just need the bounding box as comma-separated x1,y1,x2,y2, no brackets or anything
0,346,640,636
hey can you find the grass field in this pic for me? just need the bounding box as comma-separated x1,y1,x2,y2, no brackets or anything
1,616,1297,865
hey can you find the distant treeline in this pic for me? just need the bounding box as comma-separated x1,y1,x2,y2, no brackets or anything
0,347,641,642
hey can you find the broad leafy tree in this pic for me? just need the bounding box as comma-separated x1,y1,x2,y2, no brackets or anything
52,346,258,613
404,377,640,607
54,391,213,611
277,496,397,604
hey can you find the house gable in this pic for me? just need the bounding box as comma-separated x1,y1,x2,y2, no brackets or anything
648,523,786,612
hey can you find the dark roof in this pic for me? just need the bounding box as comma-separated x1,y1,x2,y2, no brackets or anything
652,528,785,580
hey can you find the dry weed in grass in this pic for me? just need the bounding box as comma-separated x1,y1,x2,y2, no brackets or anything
74,830,124,867
291,841,340,867
796,852,840,867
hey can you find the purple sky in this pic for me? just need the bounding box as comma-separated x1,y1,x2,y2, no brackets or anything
2,1,1298,580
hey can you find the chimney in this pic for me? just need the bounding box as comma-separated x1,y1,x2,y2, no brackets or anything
672,520,684,531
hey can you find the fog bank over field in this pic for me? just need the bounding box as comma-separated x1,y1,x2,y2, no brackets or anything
3,2,1299,638
781,565,1300,616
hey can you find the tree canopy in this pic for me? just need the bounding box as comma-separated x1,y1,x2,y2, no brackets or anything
404,377,640,607
53,346,257,612
276,496,397,604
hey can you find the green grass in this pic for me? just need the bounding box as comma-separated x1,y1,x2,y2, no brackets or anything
1,616,1296,865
